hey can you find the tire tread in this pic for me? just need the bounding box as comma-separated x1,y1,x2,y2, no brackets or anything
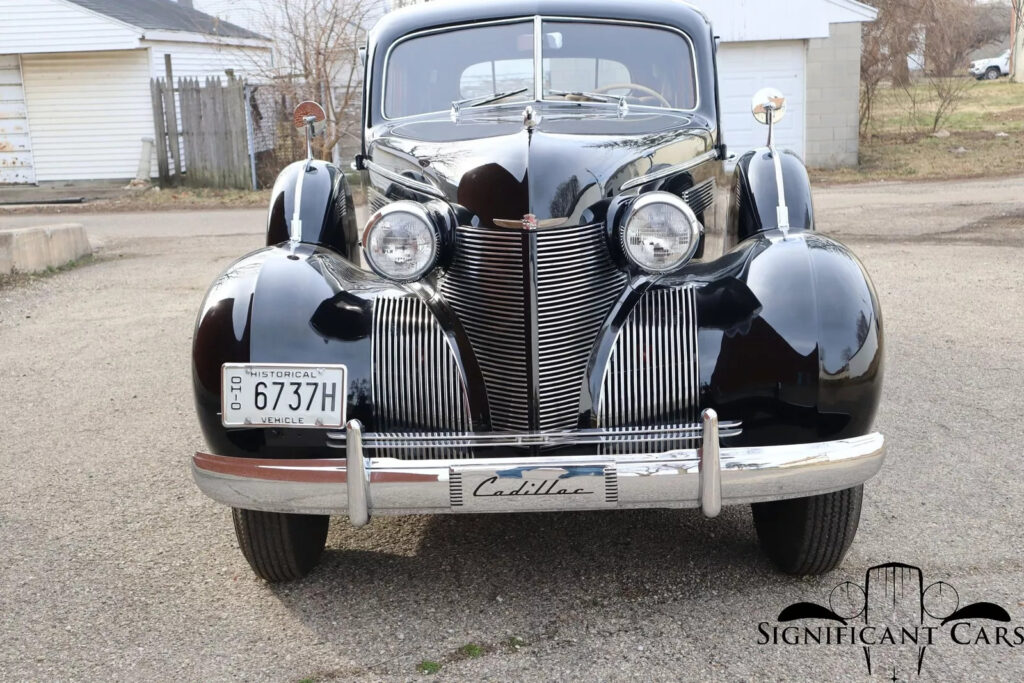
752,486,863,575
231,508,329,582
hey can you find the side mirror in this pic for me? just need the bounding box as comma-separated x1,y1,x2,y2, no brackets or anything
751,88,786,126
751,88,786,147
293,101,327,166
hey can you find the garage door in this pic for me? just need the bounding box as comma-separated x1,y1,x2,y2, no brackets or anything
716,40,806,161
21,50,153,181
0,54,35,184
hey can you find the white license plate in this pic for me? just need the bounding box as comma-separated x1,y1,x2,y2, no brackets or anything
221,363,347,428
451,465,616,512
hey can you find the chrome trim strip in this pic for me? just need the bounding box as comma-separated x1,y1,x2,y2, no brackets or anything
533,15,543,103
770,144,790,231
346,419,369,527
365,159,446,200
192,431,886,516
698,409,721,517
324,421,743,450
619,149,719,192
290,167,304,240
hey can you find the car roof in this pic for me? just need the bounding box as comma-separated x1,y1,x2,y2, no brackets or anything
370,0,712,46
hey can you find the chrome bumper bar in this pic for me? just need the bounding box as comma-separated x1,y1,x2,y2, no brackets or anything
192,410,885,522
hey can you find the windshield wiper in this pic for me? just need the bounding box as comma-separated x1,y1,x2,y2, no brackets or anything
450,88,529,116
546,89,622,104
546,89,630,116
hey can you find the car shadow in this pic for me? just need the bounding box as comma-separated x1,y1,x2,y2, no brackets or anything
264,507,788,647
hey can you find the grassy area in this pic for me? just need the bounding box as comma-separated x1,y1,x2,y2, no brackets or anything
812,79,1024,183
0,186,272,215
0,254,98,291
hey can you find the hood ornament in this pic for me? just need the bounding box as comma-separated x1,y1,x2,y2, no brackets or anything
493,214,569,230
522,105,541,130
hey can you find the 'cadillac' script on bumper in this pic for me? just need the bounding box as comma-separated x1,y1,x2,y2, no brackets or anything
451,465,618,511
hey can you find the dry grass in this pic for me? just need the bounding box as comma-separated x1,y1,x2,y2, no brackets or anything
0,187,271,215
812,80,1024,184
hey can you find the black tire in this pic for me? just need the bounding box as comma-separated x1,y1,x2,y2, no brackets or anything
985,67,1000,80
231,508,329,582
751,485,863,575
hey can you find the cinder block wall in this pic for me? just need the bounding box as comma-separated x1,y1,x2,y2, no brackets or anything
805,22,863,169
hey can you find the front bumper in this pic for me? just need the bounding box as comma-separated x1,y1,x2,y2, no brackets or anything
192,410,885,523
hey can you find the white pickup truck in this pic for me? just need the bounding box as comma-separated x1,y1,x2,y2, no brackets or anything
970,49,1011,80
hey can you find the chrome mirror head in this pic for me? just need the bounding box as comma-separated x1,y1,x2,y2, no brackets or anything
751,88,786,126
293,100,327,132
293,101,326,165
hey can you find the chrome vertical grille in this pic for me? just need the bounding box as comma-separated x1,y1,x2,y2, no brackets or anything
440,226,530,431
371,296,472,458
682,178,715,218
597,286,700,453
535,223,628,430
440,222,627,432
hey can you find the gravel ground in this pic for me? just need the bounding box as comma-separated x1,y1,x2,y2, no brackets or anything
2,176,1023,681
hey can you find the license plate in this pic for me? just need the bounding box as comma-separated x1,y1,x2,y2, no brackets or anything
451,465,617,512
221,363,347,428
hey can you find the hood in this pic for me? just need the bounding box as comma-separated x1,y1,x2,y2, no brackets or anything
367,104,715,226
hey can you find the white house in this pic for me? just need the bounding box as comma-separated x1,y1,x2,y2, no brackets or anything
688,0,877,167
0,0,272,184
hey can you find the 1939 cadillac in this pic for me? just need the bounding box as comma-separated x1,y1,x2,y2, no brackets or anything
191,0,885,581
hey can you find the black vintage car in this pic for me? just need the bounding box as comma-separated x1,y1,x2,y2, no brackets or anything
191,0,885,581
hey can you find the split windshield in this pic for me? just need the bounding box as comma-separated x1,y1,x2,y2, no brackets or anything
382,19,697,119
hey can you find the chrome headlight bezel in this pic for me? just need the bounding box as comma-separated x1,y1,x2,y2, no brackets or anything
362,201,440,283
619,191,702,274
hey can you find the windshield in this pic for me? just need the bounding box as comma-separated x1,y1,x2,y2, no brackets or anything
383,19,697,119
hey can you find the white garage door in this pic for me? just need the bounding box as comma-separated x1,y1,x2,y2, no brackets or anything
21,50,153,181
716,40,806,161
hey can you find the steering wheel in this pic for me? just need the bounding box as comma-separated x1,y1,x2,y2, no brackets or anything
593,83,672,109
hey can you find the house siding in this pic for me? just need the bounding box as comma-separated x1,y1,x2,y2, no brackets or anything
805,22,863,168
0,0,140,55
21,50,154,181
0,55,36,183
144,40,271,81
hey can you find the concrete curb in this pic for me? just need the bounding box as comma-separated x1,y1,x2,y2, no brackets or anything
0,223,92,275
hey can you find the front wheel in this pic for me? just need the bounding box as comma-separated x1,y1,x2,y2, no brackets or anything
985,67,1001,80
232,508,329,582
751,486,863,575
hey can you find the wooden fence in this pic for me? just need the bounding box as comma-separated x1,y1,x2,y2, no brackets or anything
150,75,254,189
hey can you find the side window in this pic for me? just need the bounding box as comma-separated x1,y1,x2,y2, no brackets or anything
460,59,534,99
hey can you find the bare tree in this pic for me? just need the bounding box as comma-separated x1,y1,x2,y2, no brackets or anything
1013,0,1024,82
860,0,926,134
256,0,378,161
861,0,992,136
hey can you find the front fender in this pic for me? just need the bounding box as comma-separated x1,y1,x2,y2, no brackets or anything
192,244,391,458
694,230,883,446
266,160,359,258
730,147,814,240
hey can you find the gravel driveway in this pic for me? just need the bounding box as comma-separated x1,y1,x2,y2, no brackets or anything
2,176,1023,681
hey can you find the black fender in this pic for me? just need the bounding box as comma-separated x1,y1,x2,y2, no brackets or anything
266,160,360,259
730,147,814,240
192,244,380,458
688,230,883,447
192,244,489,458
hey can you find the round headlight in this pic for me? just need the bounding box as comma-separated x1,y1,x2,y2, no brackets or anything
620,192,702,273
362,201,439,282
